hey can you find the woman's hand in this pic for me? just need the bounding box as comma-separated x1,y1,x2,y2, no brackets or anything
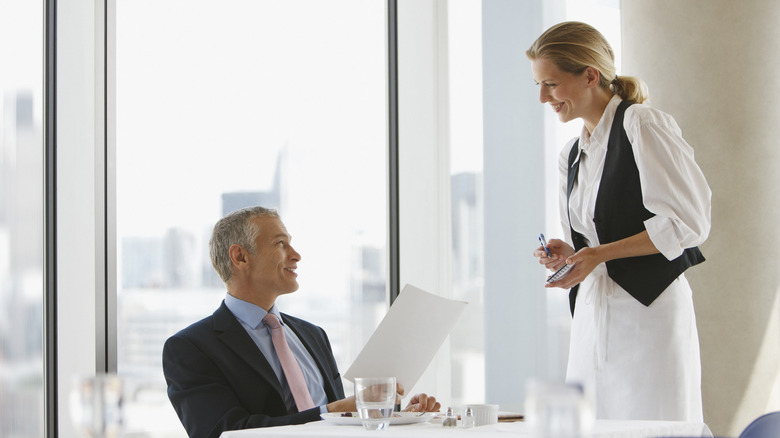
545,246,602,289
546,231,661,289
533,238,575,271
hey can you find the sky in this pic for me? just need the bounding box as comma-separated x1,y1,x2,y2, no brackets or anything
1,0,620,239
116,0,389,232
116,0,393,295
113,0,494,298
0,1,43,132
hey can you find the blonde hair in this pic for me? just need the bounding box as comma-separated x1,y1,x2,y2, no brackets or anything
526,21,648,104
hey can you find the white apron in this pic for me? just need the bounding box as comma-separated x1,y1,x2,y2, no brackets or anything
565,264,703,421
560,97,708,422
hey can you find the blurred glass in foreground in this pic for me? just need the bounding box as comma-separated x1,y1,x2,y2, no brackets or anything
70,374,125,438
355,377,396,431
525,380,594,438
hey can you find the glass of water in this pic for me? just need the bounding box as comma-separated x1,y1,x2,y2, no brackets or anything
354,377,396,431
70,373,125,438
525,380,594,438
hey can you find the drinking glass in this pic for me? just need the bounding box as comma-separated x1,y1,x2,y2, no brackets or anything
70,373,125,438
354,377,396,431
525,380,594,438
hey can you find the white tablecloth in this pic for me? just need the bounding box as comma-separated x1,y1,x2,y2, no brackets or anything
220,419,713,438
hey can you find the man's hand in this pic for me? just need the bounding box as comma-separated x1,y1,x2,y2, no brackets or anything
326,383,440,413
326,396,356,413
403,393,441,412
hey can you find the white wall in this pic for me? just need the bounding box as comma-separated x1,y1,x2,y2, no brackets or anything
622,1,780,435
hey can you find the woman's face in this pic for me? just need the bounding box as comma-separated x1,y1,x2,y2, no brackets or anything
531,58,591,125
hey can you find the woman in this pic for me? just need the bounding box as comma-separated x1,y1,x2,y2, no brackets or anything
527,22,711,421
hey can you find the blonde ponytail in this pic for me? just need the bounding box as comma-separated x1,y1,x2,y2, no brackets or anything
611,75,649,104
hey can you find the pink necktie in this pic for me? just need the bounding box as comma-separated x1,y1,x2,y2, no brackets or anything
262,313,315,412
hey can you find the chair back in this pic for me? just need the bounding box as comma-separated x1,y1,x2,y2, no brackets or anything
739,411,780,438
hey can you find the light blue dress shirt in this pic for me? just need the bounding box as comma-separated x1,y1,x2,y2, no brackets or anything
225,294,328,414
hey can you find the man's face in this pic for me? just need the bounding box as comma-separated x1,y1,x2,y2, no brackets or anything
245,216,301,298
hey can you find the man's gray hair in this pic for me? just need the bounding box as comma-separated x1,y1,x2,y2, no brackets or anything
209,206,280,284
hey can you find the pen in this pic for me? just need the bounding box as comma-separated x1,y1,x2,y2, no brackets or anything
538,233,552,257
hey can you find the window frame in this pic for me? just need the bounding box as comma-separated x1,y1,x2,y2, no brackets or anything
51,0,113,436
44,0,57,435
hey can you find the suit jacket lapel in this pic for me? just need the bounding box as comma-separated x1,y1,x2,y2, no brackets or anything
212,302,285,398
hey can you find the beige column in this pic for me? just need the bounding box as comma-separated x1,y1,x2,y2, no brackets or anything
621,1,780,435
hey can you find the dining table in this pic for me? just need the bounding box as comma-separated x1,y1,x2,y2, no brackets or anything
220,416,714,438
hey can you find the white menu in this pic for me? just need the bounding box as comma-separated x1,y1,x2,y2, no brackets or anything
344,284,468,391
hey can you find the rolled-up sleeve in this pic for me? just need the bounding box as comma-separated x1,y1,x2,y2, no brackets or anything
625,106,712,260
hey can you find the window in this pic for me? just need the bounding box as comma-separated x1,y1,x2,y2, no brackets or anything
115,1,388,434
446,0,485,405
95,1,622,434
0,1,45,436
443,0,622,407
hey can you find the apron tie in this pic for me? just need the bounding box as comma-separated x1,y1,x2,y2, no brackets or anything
583,264,613,370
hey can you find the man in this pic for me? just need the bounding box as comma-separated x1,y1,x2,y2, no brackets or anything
163,206,439,438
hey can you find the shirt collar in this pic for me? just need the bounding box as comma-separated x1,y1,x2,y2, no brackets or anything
579,95,623,155
224,293,283,330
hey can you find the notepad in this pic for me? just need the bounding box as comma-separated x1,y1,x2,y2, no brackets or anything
344,284,468,391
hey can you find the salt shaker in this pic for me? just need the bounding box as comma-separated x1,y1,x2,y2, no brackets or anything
442,407,457,428
461,406,475,428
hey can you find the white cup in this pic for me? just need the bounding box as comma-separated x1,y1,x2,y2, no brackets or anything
465,404,499,426
354,377,396,431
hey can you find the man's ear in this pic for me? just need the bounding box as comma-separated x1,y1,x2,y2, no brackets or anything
229,244,249,271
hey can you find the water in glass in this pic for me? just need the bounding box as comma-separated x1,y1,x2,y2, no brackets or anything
354,377,396,431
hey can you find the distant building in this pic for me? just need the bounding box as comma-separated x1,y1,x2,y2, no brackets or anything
221,150,284,215
451,172,484,287
122,237,164,288
221,191,278,215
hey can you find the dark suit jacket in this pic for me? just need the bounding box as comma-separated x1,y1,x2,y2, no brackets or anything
162,300,345,438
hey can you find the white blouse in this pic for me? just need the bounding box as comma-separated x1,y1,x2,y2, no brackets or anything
558,95,712,259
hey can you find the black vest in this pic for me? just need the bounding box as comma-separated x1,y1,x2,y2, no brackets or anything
566,100,705,315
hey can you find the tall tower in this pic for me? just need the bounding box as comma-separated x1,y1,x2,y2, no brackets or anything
220,149,284,215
